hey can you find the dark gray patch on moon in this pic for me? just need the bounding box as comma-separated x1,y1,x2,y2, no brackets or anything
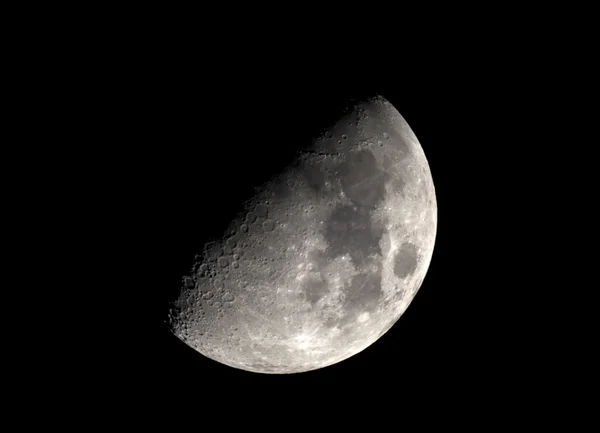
302,162,327,193
345,265,383,309
337,262,383,327
393,242,419,278
324,204,383,269
339,150,385,207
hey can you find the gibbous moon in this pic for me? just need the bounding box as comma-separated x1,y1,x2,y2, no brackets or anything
168,95,437,374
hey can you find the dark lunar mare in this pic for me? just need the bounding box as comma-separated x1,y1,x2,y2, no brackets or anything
339,150,386,207
339,264,384,327
394,242,419,279
322,203,386,326
324,204,383,268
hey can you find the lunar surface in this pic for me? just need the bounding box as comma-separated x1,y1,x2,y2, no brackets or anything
167,95,437,374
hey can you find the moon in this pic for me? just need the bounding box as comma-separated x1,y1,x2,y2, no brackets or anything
167,95,437,374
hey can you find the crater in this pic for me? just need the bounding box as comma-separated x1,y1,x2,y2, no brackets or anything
254,204,268,218
339,150,385,207
393,242,419,278
203,242,222,262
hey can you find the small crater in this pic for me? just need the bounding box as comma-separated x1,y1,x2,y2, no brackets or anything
218,257,229,268
263,219,276,232
186,292,197,306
